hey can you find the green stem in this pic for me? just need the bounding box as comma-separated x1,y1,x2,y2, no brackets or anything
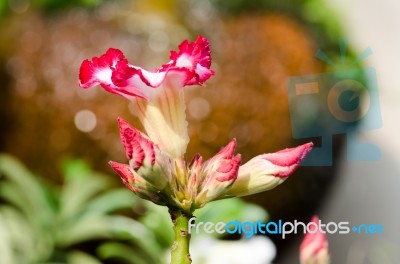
170,210,192,264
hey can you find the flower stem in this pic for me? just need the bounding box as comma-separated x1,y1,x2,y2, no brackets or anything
170,209,192,264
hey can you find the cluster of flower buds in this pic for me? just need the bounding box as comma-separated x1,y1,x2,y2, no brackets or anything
79,36,313,213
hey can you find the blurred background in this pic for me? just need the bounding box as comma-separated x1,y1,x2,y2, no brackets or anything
0,0,399,263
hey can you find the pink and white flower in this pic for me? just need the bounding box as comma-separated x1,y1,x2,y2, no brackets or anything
79,36,214,159
300,216,330,264
79,36,313,211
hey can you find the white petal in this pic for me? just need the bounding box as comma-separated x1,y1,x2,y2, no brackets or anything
226,158,285,197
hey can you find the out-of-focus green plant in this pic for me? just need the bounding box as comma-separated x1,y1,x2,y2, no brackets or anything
0,0,105,20
0,154,165,264
0,1,7,17
4,0,104,13
32,0,103,11
209,0,345,52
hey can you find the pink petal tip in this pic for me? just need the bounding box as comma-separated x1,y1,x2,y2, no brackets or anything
263,142,313,178
109,161,136,192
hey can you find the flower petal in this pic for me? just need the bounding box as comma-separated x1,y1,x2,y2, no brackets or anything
111,60,166,99
79,48,126,91
187,154,203,197
300,216,330,264
226,142,313,197
215,156,241,182
168,35,215,85
109,35,214,100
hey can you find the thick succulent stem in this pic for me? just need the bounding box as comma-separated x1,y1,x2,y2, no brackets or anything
170,209,192,264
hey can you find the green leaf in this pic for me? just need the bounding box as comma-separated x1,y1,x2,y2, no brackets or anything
57,215,113,247
107,215,164,262
67,251,103,264
139,202,174,248
0,154,54,227
0,181,31,214
0,211,16,264
61,159,91,182
59,168,110,220
97,242,151,264
0,206,53,264
82,189,137,217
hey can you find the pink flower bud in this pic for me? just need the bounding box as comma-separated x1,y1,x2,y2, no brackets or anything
300,216,330,264
117,117,156,170
108,161,166,205
227,142,313,197
116,118,173,190
195,139,241,207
